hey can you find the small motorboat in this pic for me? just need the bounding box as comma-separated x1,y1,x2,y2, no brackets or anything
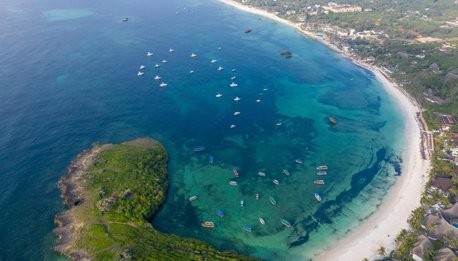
216,93,223,98
229,181,238,186
256,99,261,103
202,221,215,228
258,171,266,177
231,76,236,80
240,200,244,207
269,196,276,205
139,65,146,70
216,210,224,217
217,66,224,71
193,146,206,152
275,122,283,126
147,52,154,57
263,88,268,91
255,193,259,200
315,193,322,202
230,124,236,129
259,218,265,225
188,196,198,201
209,156,214,164
189,70,194,74
329,117,337,125
169,48,175,53
295,159,303,164
281,218,291,228
245,28,252,33
191,53,197,58
283,169,290,176
232,69,236,72
314,179,325,185
230,82,238,88
137,71,144,76
211,59,217,63
273,179,279,185
243,226,252,232
162,59,168,63
122,17,129,22
234,97,241,101
154,75,161,80
159,82,168,88
155,64,160,68
218,46,222,50
233,169,239,177
234,111,241,116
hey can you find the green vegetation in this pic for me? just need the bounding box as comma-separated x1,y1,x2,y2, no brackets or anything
60,139,255,260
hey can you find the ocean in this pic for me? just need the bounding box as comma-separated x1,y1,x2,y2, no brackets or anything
0,0,405,260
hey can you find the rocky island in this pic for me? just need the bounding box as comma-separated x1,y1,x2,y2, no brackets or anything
54,138,255,260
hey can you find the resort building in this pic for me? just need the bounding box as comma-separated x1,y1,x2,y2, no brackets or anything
322,2,362,13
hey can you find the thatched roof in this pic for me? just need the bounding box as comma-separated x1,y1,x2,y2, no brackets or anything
411,235,433,259
424,214,458,241
435,248,458,261
442,203,458,222
432,177,453,191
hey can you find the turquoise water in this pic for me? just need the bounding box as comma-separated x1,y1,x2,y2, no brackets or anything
0,0,405,260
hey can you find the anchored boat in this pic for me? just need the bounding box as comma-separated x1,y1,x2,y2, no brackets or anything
202,221,215,228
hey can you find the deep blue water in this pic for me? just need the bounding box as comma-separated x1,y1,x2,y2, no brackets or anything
0,0,405,260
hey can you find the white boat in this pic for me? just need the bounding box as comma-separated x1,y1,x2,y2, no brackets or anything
231,76,236,80
256,99,261,103
263,88,268,91
147,52,154,57
229,181,238,186
211,59,217,63
259,218,265,225
154,75,161,80
137,71,144,76
159,82,168,88
234,97,241,101
191,53,197,58
273,179,279,185
241,200,244,207
283,169,290,176
230,82,238,88
258,171,266,177
188,196,198,201
233,111,240,116
232,69,236,72
230,124,236,129
217,66,224,71
139,65,146,70
162,59,168,63
276,122,283,126
189,70,194,74
155,64,160,68
218,46,222,50
169,48,175,53
315,193,322,202
216,93,223,98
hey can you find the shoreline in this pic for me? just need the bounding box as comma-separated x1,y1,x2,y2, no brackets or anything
218,0,431,259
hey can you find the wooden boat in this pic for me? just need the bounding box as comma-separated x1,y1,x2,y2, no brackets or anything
281,218,291,228
202,221,215,228
316,165,328,170
269,196,277,206
317,170,327,176
329,117,337,125
216,210,224,217
314,179,325,185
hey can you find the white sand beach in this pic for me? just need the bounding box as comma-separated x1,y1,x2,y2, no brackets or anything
219,0,431,260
